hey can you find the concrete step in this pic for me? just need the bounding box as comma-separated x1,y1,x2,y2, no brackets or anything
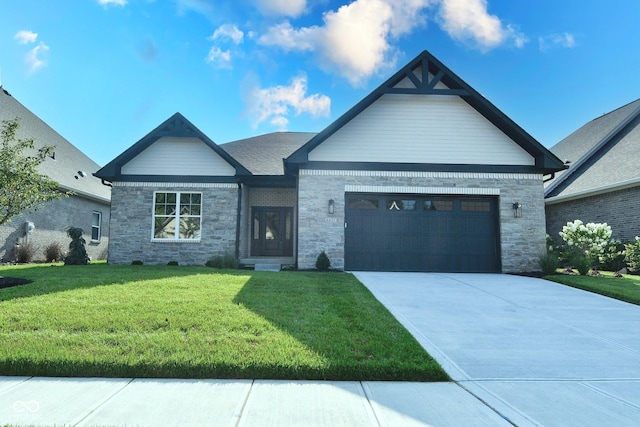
254,264,281,272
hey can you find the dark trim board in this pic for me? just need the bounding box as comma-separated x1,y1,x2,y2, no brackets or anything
297,161,548,174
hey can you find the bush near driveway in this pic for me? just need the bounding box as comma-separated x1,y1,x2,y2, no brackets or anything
0,264,448,381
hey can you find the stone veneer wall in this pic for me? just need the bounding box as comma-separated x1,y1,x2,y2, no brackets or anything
546,185,640,243
298,170,547,273
238,186,297,259
109,182,238,265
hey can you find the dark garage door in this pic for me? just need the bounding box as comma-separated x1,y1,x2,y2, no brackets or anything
345,194,500,272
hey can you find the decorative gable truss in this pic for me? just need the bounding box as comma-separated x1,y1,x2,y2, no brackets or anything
95,113,251,183
286,50,565,176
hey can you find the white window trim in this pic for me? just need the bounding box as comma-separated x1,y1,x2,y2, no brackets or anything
91,211,102,242
151,191,203,242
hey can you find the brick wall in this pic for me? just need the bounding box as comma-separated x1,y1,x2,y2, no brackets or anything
546,185,640,243
298,170,547,273
0,195,110,262
108,183,238,265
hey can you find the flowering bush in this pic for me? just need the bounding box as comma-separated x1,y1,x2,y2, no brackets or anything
625,237,640,273
559,220,612,259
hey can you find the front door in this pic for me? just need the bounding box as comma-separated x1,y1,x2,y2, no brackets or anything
251,207,293,257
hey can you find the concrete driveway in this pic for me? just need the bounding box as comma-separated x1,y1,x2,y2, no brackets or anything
354,272,640,427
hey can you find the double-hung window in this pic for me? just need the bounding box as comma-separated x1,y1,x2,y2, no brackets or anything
153,192,202,241
91,212,102,241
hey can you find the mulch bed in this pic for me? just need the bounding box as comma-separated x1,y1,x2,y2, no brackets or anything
0,277,32,289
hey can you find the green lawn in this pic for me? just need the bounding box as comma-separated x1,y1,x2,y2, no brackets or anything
544,271,640,306
0,263,448,381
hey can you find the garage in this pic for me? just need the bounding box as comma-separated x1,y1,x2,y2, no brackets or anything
344,194,501,272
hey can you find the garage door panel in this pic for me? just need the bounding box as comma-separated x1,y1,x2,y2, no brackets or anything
345,194,500,272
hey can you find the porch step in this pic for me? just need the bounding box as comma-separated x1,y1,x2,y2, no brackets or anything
254,264,281,272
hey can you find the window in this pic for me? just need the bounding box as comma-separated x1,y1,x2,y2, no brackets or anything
461,200,491,212
91,212,102,241
424,200,453,211
348,198,379,210
387,199,416,211
153,192,202,240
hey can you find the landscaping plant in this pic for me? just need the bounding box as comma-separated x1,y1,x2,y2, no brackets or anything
315,250,331,271
64,227,89,265
625,237,640,273
559,220,613,274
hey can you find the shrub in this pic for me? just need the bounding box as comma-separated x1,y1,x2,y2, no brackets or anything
14,241,37,263
44,242,64,262
131,260,144,265
559,220,612,260
571,253,593,276
625,237,640,273
167,261,179,266
315,251,331,271
205,253,238,269
539,253,559,275
64,227,89,265
597,240,626,271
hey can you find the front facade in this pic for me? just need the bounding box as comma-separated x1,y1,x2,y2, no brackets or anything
545,99,640,242
0,88,111,262
96,51,564,272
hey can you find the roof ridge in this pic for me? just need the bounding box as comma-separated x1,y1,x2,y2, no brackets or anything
587,98,640,124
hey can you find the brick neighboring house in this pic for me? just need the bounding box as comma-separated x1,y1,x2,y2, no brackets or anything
0,87,111,261
96,50,564,272
545,99,640,243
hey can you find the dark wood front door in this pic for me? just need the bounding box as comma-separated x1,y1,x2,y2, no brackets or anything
251,207,293,257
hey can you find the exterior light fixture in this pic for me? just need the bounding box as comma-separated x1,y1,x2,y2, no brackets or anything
512,202,522,218
328,199,335,214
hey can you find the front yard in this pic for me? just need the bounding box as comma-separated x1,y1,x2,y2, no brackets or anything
0,264,448,381
545,271,640,306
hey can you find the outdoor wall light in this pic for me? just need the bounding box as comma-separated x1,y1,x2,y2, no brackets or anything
512,202,522,218
328,199,335,214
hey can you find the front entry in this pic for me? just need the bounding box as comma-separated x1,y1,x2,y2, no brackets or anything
251,207,293,257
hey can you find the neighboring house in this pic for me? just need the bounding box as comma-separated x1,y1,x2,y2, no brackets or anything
96,50,564,272
0,87,111,261
545,99,640,243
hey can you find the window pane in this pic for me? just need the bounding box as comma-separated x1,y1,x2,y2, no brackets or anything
349,198,379,210
92,212,100,227
154,217,176,239
285,211,292,240
424,200,453,211
253,211,260,240
387,199,416,211
92,227,99,241
461,200,491,212
179,217,201,239
265,212,279,240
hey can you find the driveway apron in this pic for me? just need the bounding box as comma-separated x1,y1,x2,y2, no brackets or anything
355,272,640,427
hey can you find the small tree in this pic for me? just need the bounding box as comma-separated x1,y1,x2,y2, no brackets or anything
315,250,331,271
65,227,89,265
0,118,66,225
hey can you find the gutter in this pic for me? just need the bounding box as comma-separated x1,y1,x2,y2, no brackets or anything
545,176,640,205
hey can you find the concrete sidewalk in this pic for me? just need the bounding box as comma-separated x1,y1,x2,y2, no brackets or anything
1,377,509,426
355,272,640,427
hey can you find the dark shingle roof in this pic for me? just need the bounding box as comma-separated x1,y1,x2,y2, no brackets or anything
545,98,640,198
0,88,110,202
221,132,317,175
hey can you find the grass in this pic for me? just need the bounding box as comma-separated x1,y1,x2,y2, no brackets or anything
0,263,448,381
544,271,640,306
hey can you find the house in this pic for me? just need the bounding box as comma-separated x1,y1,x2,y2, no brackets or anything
95,50,564,272
0,87,111,261
545,99,640,243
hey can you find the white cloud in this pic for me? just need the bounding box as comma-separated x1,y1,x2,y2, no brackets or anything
206,47,232,68
14,30,38,44
436,0,526,51
539,32,576,52
26,42,49,73
97,0,127,6
246,74,331,129
210,24,244,45
254,0,307,18
259,0,434,86
175,0,216,20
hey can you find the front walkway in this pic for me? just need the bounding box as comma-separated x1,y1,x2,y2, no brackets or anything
355,272,640,427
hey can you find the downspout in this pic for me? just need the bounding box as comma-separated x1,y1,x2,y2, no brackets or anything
543,173,555,183
235,183,242,261
101,179,113,187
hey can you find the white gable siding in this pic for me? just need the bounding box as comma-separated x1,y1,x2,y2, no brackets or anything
121,137,236,176
309,94,534,165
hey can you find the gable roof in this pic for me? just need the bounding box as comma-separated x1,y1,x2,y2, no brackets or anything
545,98,640,201
286,50,565,174
221,132,316,175
95,112,251,182
0,87,110,203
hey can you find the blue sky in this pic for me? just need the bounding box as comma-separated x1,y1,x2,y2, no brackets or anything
1,0,639,166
